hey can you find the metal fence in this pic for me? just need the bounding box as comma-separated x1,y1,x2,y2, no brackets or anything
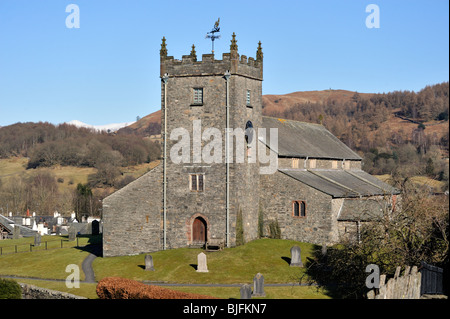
0,237,82,255
420,261,444,295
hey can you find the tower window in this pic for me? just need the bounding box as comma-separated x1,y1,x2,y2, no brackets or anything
193,88,203,105
293,201,306,217
190,174,204,192
246,90,252,107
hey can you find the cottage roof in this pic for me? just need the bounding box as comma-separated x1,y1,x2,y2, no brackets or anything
260,117,362,160
0,214,37,237
279,169,400,198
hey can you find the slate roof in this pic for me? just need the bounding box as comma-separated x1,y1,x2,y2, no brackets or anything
279,169,400,198
337,198,386,222
259,116,362,160
0,214,37,237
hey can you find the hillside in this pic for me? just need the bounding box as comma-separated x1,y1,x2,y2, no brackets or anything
262,89,374,114
121,86,448,155
117,110,161,137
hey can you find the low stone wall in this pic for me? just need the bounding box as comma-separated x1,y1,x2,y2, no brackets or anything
19,283,87,299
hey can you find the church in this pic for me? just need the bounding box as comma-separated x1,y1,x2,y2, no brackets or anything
101,33,400,257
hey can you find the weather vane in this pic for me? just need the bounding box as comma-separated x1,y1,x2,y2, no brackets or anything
205,18,221,54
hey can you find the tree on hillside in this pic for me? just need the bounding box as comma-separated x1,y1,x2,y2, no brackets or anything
73,183,93,221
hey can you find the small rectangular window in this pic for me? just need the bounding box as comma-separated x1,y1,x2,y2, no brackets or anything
190,174,204,192
293,200,306,217
332,160,338,169
193,88,203,105
309,159,316,169
246,90,252,107
292,158,299,168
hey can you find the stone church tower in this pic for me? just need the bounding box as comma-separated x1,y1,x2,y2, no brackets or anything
102,34,264,256
160,33,263,249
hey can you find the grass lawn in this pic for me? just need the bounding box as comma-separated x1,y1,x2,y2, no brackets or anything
0,235,98,280
1,237,330,299
93,239,315,284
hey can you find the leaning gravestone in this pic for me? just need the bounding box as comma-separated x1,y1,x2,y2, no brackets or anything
240,284,252,299
252,273,265,297
290,245,303,267
145,254,155,271
196,252,209,272
34,233,41,247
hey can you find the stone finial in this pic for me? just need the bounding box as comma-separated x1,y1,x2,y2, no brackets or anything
230,32,238,51
190,44,197,61
256,41,263,61
160,36,167,57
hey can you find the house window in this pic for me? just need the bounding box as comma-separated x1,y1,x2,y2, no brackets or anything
246,90,252,107
293,201,306,217
193,88,203,105
190,174,204,192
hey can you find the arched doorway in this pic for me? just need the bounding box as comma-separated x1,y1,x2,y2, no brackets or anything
192,217,207,244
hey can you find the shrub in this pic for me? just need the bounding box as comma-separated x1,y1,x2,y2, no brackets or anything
0,279,22,299
268,219,281,239
96,277,218,299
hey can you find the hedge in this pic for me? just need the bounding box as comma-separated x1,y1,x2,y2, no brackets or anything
96,277,218,299
0,279,22,299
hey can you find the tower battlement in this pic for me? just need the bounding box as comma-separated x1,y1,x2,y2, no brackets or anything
160,33,263,80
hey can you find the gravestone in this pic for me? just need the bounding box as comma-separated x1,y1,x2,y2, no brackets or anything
13,225,21,239
252,273,265,297
92,220,100,235
68,226,76,241
34,233,41,247
145,254,155,271
240,284,252,299
290,245,303,267
196,252,209,272
321,243,327,256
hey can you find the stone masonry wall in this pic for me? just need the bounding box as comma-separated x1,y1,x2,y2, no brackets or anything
161,47,262,248
260,170,334,245
102,165,162,257
20,283,86,299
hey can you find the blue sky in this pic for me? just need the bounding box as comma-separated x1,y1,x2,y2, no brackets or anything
0,0,448,126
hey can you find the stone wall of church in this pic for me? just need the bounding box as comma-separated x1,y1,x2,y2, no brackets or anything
102,165,163,257
259,170,334,245
161,51,263,248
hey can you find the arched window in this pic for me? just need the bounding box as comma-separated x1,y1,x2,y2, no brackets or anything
293,200,306,217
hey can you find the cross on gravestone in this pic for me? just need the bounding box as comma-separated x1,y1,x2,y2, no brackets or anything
196,252,209,272
240,284,252,299
145,254,155,271
34,233,41,247
252,273,266,297
290,245,303,267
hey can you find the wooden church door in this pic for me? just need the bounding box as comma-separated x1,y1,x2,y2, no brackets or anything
193,217,207,243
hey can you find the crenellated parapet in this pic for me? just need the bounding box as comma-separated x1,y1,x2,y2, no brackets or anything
160,33,263,80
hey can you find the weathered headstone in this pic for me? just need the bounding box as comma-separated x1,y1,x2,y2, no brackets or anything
240,284,252,299
321,243,327,256
13,225,21,239
145,254,155,271
252,273,265,297
68,226,76,241
196,252,209,272
290,245,303,267
34,232,41,247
